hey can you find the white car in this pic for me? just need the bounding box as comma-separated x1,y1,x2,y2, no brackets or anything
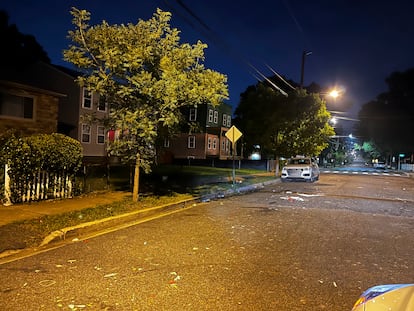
281,156,320,182
352,284,414,311
373,162,386,169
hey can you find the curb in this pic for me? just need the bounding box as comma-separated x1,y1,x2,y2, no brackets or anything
40,197,200,247
42,178,280,246
200,178,280,202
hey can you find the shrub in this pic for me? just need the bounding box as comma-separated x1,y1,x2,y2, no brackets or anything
0,132,83,203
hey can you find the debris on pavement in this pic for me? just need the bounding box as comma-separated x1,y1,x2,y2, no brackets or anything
169,271,181,288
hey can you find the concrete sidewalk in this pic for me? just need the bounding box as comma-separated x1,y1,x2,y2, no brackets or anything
0,191,130,226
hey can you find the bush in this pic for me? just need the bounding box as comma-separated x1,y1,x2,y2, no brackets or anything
0,132,83,203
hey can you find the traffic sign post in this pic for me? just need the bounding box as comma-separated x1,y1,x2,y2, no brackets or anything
398,153,405,171
225,126,243,186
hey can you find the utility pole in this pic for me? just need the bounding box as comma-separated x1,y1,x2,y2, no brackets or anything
300,50,312,88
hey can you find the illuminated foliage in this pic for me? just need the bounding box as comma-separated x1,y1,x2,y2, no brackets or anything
0,133,82,174
63,7,228,200
234,85,334,158
0,133,83,202
63,8,228,173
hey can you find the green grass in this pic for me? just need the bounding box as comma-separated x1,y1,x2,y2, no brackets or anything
150,165,275,196
80,164,273,193
153,165,267,177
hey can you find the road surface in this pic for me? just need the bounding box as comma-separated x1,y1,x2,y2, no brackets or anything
0,174,413,310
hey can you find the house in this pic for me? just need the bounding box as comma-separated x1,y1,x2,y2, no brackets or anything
159,102,233,164
1,61,109,164
0,80,63,136
2,61,235,167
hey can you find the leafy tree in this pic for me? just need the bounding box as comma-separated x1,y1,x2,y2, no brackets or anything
353,141,381,161
63,8,228,201
357,68,414,156
234,82,334,174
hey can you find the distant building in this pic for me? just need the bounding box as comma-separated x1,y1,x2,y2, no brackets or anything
159,102,233,163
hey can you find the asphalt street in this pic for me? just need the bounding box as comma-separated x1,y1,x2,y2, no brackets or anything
0,174,413,310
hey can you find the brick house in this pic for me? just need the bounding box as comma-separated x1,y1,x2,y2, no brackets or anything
0,80,63,136
159,102,233,163
1,61,109,164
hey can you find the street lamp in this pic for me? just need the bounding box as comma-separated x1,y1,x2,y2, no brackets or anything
300,50,312,88
328,89,340,98
320,88,344,99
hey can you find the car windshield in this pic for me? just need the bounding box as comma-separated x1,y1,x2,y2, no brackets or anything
288,158,310,165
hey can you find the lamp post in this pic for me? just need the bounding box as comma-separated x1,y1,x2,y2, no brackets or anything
300,50,312,88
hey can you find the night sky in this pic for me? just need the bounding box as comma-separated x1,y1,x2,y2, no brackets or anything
3,0,414,119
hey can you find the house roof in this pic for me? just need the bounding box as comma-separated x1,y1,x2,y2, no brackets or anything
0,80,67,98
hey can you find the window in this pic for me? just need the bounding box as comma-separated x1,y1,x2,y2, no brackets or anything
213,138,217,149
213,111,218,124
97,126,105,144
82,88,92,109
97,95,107,112
164,138,170,148
208,109,213,122
222,140,230,153
81,124,91,143
208,137,212,149
222,113,231,127
188,135,196,148
0,92,34,119
189,108,197,121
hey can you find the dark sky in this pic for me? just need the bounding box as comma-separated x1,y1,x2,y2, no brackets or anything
3,0,414,119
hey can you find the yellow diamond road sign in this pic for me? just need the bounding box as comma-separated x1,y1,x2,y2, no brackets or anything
225,125,243,144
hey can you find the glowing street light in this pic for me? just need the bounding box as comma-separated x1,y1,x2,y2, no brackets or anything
321,87,344,99
328,89,340,98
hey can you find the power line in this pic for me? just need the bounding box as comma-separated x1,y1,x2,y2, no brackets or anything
163,0,289,96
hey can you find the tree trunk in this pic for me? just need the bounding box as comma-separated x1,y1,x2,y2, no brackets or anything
132,153,140,202
275,155,280,177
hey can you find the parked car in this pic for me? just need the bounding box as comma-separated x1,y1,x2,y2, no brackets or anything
281,156,320,182
373,162,386,169
352,283,414,310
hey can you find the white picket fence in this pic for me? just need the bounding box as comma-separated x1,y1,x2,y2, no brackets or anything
3,164,73,206
401,163,414,171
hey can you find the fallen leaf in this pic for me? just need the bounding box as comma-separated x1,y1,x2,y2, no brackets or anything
104,273,117,278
